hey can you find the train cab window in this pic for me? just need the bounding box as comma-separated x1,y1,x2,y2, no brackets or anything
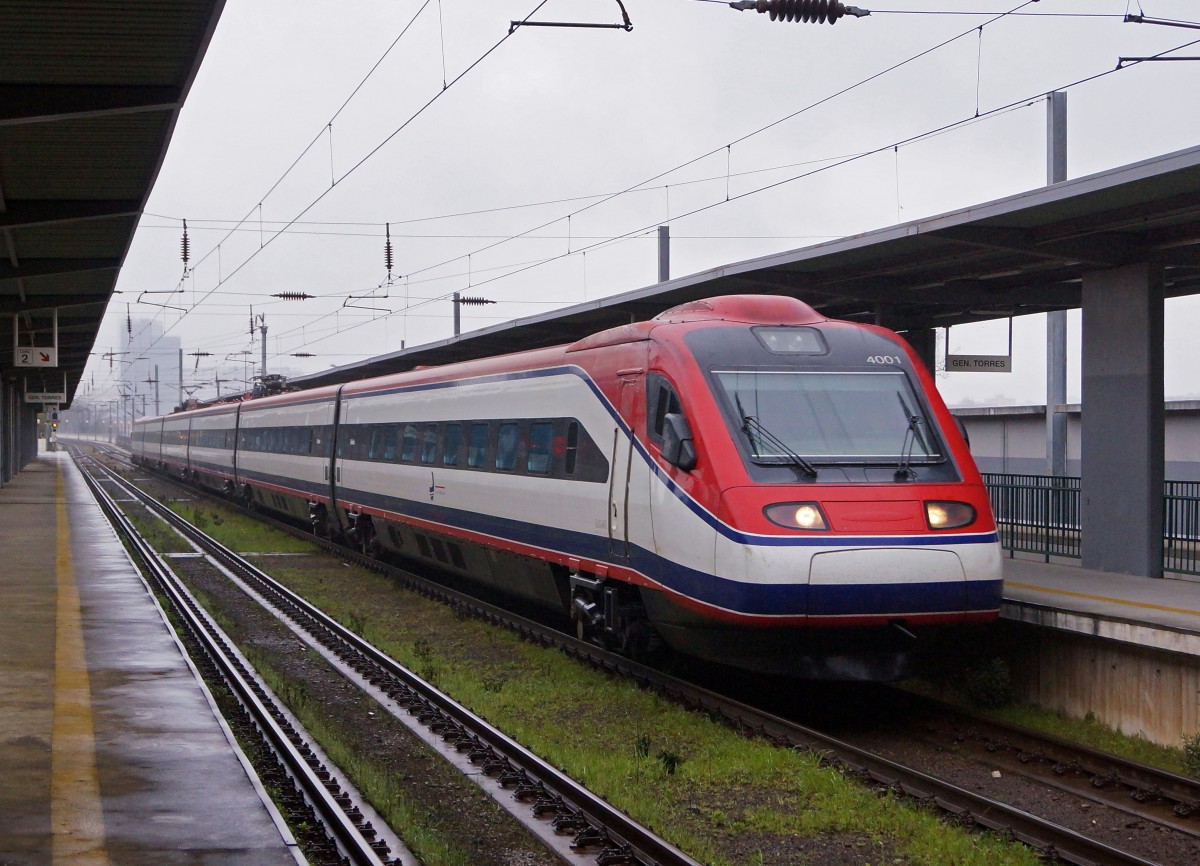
443,424,462,466
527,422,553,474
421,427,438,464
400,425,418,462
565,422,580,475
495,423,519,471
467,423,489,468
647,373,684,445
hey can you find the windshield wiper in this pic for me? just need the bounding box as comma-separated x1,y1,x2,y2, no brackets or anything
735,395,817,479
894,392,926,481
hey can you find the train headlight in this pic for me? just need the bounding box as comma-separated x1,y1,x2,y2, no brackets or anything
764,502,828,531
925,501,975,530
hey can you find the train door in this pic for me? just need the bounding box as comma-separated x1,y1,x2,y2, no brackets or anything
328,385,348,537
607,376,640,559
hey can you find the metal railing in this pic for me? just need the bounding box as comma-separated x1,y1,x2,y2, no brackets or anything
981,473,1200,575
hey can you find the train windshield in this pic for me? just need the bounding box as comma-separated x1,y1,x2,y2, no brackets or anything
712,369,943,464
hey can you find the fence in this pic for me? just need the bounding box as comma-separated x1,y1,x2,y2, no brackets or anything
980,474,1200,576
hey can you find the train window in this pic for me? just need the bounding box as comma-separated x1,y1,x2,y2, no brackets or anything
495,423,519,471
421,427,438,464
368,426,387,460
383,427,398,461
648,374,683,445
565,421,580,475
528,422,553,474
401,425,418,462
468,423,488,468
443,424,462,466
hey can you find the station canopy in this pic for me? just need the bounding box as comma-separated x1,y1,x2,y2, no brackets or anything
0,0,225,405
295,145,1200,389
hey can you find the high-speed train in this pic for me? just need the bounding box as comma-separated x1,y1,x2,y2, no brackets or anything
133,295,1002,679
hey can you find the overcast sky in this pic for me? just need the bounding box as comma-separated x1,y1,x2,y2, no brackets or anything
84,0,1200,409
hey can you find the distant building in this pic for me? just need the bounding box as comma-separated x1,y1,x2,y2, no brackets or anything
122,319,181,417
953,402,1200,481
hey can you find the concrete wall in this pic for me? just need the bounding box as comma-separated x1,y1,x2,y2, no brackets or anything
999,622,1200,747
954,402,1200,481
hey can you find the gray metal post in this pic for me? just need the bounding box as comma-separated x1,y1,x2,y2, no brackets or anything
178,348,183,409
658,226,670,283
154,364,160,416
260,319,268,376
453,291,461,337
1046,91,1068,476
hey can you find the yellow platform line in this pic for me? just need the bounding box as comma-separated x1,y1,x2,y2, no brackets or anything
1007,580,1200,619
51,464,110,865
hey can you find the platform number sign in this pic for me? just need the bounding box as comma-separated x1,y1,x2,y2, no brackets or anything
15,347,57,367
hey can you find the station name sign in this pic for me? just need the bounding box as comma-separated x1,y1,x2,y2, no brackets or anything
25,391,66,404
946,354,1012,373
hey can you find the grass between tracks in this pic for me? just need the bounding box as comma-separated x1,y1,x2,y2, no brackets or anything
189,537,1033,866
273,558,1041,866
178,500,1197,863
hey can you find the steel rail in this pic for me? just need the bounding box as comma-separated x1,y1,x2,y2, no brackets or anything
72,448,401,866
89,441,1182,865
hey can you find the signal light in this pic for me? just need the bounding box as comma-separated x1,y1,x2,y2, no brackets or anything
729,0,870,24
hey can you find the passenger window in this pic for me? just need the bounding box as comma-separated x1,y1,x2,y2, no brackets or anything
443,424,462,466
495,423,519,471
368,426,386,460
401,425,418,462
383,427,398,461
467,423,489,468
528,422,554,474
565,421,579,475
421,427,438,464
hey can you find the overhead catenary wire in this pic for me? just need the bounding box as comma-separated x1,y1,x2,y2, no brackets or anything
123,0,551,358
106,1,1194,398
254,31,1200,366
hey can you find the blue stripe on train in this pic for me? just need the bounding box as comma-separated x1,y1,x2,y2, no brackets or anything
338,484,1002,618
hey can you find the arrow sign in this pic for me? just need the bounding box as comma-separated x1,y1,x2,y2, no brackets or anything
15,347,58,367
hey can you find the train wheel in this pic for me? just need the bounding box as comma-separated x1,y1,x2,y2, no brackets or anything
358,518,380,558
309,504,330,539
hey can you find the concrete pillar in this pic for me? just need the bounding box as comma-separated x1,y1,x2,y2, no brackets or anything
902,328,938,378
1080,262,1164,577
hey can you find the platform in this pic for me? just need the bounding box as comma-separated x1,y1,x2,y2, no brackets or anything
0,451,301,866
1001,556,1200,658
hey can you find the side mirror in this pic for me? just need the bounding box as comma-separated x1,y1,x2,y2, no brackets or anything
661,412,697,471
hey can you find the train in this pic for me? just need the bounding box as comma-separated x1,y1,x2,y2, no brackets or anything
132,294,1003,680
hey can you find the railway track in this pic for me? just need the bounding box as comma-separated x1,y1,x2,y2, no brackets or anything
75,443,705,866
82,440,1200,866
72,445,411,866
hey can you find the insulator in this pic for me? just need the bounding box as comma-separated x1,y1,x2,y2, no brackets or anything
271,292,313,301
384,223,394,275
456,295,496,306
126,304,132,336
730,0,869,24
181,219,190,265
